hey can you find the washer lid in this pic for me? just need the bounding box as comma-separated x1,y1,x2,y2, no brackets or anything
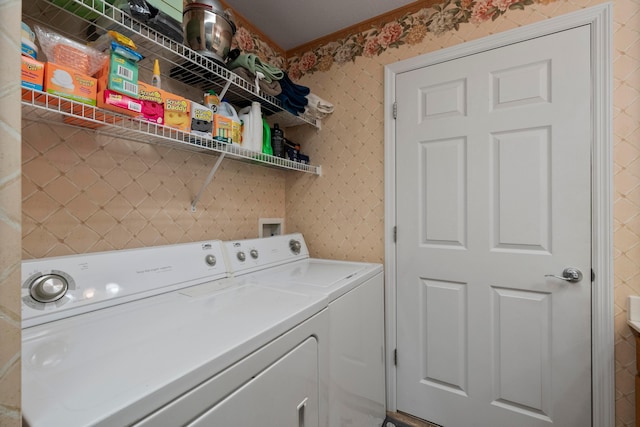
22,282,326,427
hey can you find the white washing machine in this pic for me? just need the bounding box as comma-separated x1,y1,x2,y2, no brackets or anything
21,240,328,427
224,233,386,427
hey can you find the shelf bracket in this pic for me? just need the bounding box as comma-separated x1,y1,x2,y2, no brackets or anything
191,153,226,212
218,80,232,100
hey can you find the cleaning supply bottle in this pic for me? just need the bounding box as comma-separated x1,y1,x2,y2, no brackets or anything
218,101,240,145
271,123,284,158
204,90,220,114
151,59,161,88
237,102,263,152
262,119,272,155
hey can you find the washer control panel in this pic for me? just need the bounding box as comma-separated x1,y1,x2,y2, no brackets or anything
21,240,229,327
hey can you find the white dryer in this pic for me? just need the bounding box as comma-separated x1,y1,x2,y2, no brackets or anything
21,240,328,427
224,233,386,427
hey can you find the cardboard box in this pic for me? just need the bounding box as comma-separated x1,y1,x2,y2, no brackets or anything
164,92,190,132
21,56,45,91
212,114,233,143
190,102,213,137
137,82,164,124
97,89,143,117
106,51,138,98
44,62,97,106
230,120,241,145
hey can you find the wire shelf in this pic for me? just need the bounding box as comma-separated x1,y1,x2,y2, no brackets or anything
21,89,321,175
22,0,320,129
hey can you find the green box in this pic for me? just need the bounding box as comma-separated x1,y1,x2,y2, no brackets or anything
108,52,138,98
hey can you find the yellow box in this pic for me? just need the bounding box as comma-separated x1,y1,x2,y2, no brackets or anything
230,120,241,145
21,56,45,91
164,91,190,132
44,62,97,106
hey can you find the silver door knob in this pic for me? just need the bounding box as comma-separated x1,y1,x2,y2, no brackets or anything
545,267,583,283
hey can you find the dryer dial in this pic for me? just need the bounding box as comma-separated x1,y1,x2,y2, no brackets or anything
290,239,301,254
205,254,217,266
29,274,69,303
250,249,259,259
237,251,246,262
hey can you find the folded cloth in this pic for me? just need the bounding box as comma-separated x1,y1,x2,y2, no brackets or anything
227,54,284,83
279,72,310,97
276,72,310,115
232,67,282,96
304,93,334,119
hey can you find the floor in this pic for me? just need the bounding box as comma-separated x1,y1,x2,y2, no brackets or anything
384,411,441,427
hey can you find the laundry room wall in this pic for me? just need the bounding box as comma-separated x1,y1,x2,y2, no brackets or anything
282,0,640,425
21,122,287,259
0,0,22,424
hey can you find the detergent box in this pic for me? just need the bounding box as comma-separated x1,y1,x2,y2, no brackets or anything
21,56,45,91
190,102,213,138
163,91,190,132
44,62,97,106
137,82,164,124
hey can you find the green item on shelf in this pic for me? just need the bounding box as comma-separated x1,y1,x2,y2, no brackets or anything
262,119,272,155
227,54,283,83
51,0,115,20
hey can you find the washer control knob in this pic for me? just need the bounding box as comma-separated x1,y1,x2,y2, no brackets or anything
250,249,259,259
205,254,217,266
237,251,246,262
290,239,301,254
30,274,68,303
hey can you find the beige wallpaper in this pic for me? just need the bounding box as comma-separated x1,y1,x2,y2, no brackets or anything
21,122,287,259
13,0,640,425
0,0,21,425
284,0,640,426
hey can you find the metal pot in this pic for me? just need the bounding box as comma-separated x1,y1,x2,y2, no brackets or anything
183,0,236,64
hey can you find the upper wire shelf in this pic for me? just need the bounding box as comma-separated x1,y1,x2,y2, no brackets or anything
22,0,319,129
21,88,322,175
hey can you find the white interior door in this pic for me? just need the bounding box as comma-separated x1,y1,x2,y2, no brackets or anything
395,25,592,427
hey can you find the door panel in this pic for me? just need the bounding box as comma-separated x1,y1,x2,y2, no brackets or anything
396,25,591,427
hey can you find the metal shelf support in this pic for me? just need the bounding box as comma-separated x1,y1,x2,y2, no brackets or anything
191,153,226,212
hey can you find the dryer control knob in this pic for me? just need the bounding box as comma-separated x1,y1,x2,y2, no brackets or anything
250,249,258,259
290,239,301,254
205,254,217,266
30,274,68,303
237,251,246,262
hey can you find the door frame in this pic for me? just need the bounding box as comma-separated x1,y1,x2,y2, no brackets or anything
383,3,613,425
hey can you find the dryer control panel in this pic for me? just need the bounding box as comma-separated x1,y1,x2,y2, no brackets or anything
224,233,309,275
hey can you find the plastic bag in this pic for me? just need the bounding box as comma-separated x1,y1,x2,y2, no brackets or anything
35,26,108,76
127,0,151,21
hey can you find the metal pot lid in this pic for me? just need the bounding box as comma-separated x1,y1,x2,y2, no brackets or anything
183,0,225,15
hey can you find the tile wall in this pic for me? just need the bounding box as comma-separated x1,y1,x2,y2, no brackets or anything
0,0,21,425
284,0,640,425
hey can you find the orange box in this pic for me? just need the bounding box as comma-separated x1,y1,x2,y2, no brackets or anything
21,56,45,91
163,91,190,132
213,114,232,143
44,62,97,106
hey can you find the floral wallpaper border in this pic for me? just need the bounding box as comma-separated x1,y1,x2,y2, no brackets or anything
232,25,287,70
228,0,560,79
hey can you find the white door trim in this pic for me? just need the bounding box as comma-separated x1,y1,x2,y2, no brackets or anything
383,3,614,425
